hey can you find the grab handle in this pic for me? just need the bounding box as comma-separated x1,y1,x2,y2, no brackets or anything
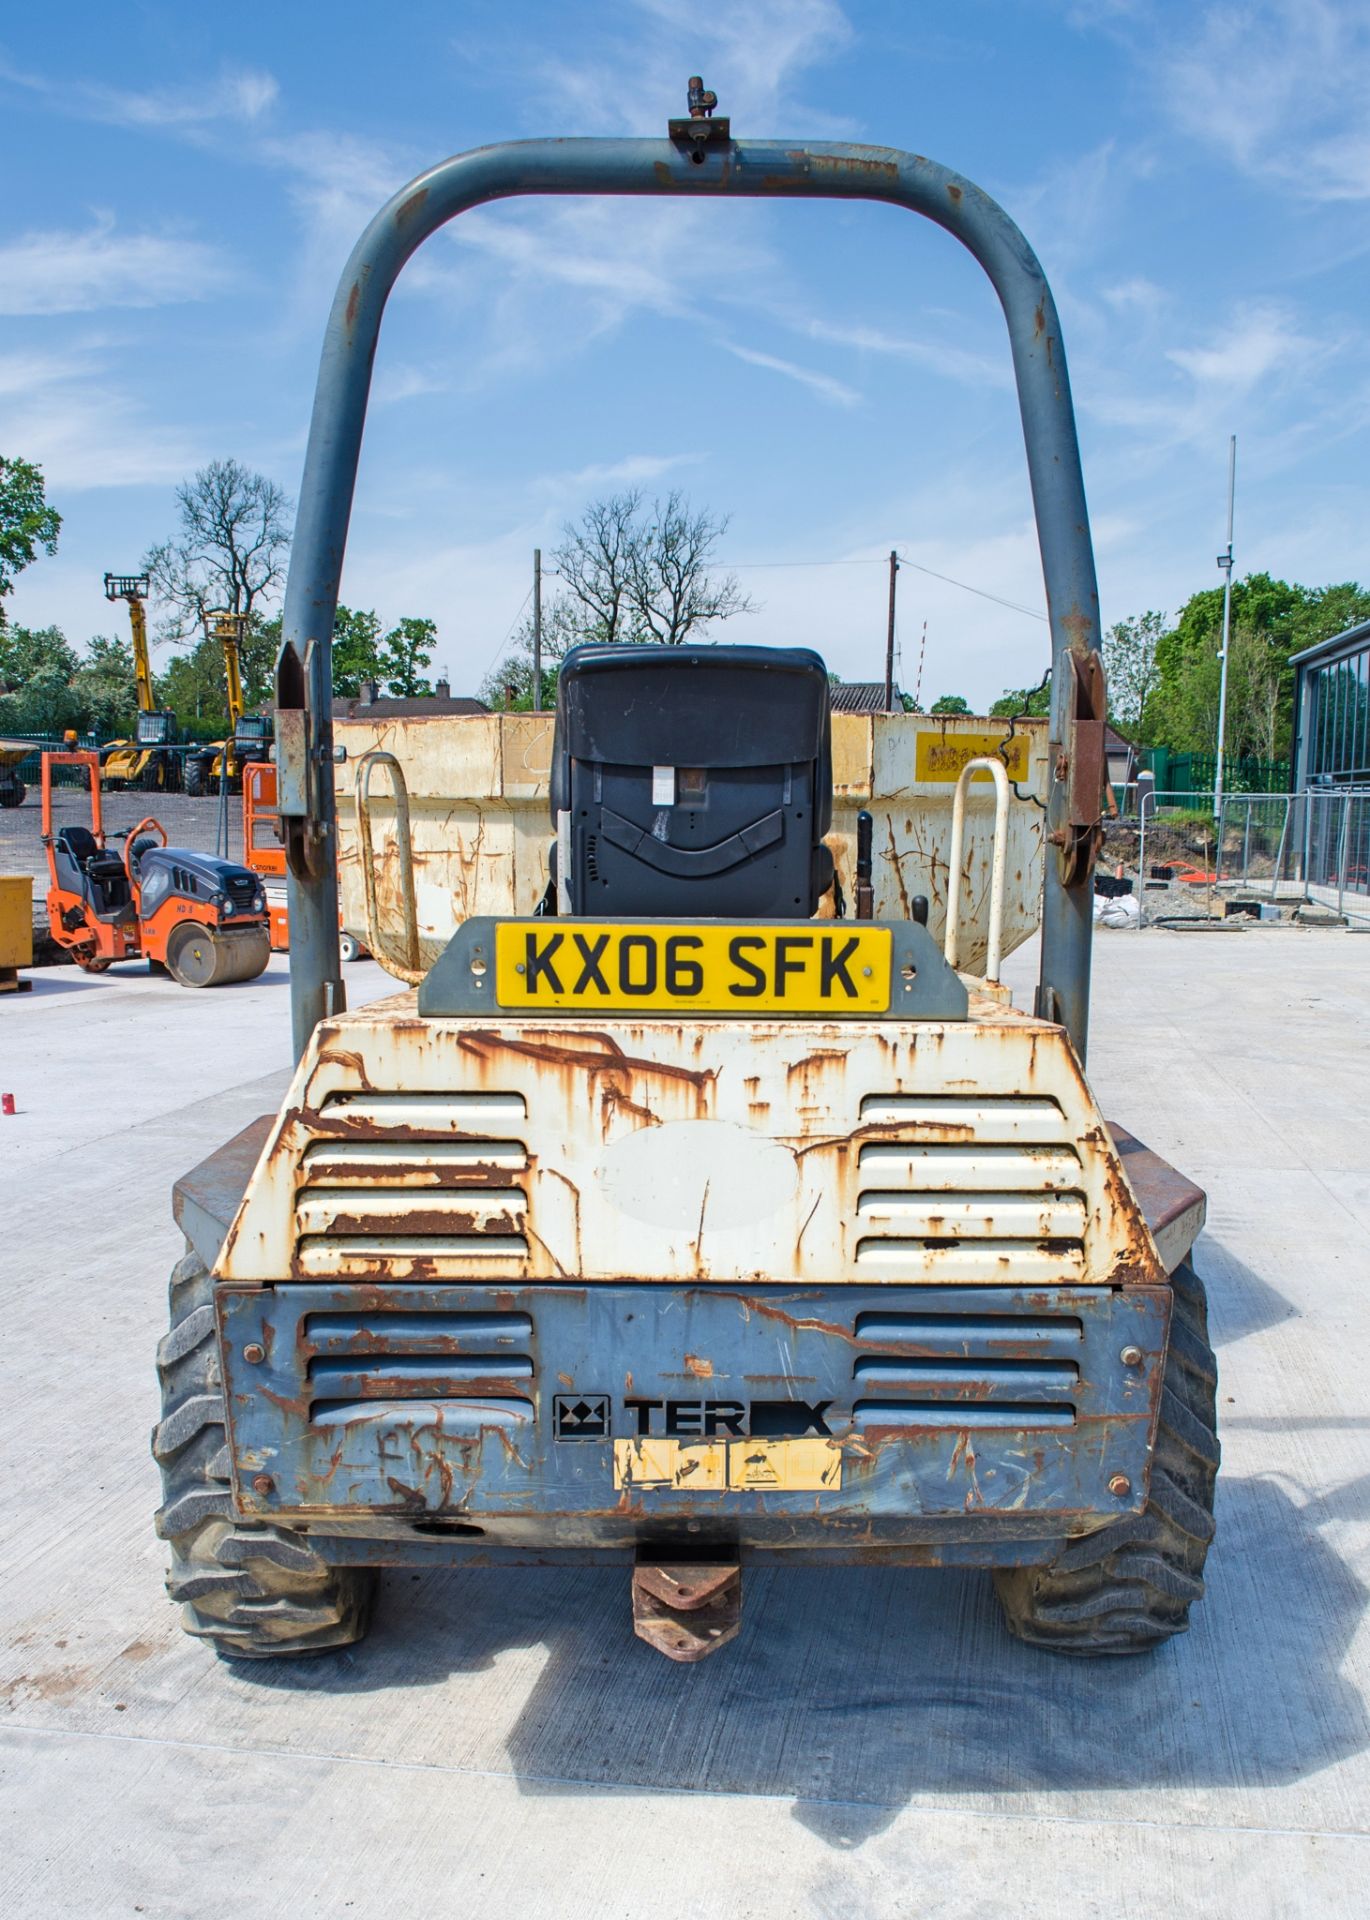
944,757,1010,984
354,750,422,982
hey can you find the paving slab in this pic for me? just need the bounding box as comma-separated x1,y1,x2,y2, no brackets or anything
1,932,1367,1917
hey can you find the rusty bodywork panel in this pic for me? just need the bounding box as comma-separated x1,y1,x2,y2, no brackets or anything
217,994,1165,1292
218,1277,1169,1546
196,991,1190,1565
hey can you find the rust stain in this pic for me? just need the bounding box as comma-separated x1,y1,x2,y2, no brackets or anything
684,1353,714,1379
801,150,900,184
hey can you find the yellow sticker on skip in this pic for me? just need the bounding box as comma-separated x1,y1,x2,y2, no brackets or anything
495,922,891,1015
613,1437,843,1492
915,730,1029,784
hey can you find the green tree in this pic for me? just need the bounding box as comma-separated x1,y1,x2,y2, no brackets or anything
0,456,61,618
1102,611,1164,738
1144,572,1370,764
0,623,82,732
930,693,971,715
330,606,385,697
379,616,435,697
990,676,1051,719
71,633,139,737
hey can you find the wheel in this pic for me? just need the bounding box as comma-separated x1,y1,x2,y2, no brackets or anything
166,923,221,987
167,921,271,987
216,924,272,984
184,755,210,798
993,1259,1218,1654
140,758,164,793
153,1244,374,1659
339,932,361,963
0,774,25,809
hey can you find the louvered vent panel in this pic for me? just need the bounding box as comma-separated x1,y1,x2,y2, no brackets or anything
295,1093,531,1276
851,1303,1083,1430
854,1096,1086,1283
301,1305,533,1428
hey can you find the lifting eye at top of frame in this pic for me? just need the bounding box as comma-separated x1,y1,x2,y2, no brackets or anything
669,78,729,164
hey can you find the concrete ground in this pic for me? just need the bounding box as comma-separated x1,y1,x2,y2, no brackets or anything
1,931,1368,1918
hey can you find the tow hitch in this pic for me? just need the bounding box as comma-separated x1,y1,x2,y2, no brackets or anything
632,1559,742,1663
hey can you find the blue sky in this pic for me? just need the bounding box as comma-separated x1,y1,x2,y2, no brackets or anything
2,0,1368,707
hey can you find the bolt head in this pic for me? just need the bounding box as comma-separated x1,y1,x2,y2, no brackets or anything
1120,1344,1144,1369
242,1342,266,1365
1108,1473,1132,1499
251,1474,275,1497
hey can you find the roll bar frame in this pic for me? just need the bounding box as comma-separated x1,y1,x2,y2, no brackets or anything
276,132,1104,1060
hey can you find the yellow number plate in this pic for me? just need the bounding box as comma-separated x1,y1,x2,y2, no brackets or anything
494,922,892,1014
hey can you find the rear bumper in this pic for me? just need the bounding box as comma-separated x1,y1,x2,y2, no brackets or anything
218,1278,1170,1564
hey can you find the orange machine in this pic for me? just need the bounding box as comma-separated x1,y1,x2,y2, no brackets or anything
243,759,364,959
42,751,271,987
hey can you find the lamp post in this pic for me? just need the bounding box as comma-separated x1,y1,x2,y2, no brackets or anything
1214,435,1236,818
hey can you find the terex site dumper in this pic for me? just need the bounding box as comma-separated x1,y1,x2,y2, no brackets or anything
154,106,1217,1664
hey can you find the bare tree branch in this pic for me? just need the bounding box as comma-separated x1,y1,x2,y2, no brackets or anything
143,458,293,641
552,489,755,649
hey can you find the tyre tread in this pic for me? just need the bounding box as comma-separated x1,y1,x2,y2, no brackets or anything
153,1243,374,1659
993,1258,1219,1656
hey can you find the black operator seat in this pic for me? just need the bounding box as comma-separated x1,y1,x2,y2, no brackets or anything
549,643,834,917
54,825,132,915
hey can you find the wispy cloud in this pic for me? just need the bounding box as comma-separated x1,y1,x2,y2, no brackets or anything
0,55,278,132
1166,305,1320,390
0,217,235,315
0,346,201,490
499,0,857,137
802,316,1012,391
723,342,860,407
84,66,278,129
1077,0,1370,202
536,452,703,496
1100,277,1166,317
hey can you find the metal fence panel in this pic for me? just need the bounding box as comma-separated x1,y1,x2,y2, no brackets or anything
1107,787,1370,925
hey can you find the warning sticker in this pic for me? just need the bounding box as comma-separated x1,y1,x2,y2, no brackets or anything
914,731,1030,784
613,1436,842,1492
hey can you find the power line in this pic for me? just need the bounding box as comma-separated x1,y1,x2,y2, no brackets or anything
481,585,534,677
729,550,1049,624
730,557,878,569
895,554,1048,623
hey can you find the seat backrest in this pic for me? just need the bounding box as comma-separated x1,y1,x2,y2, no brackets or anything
550,643,834,917
57,825,100,869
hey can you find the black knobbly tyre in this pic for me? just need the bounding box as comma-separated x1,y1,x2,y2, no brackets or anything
152,1245,375,1659
993,1259,1219,1654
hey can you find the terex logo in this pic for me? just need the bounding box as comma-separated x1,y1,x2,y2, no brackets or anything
623,1398,833,1438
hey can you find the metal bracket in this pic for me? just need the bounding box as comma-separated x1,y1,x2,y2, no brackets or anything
418,916,970,1020
1050,649,1108,886
632,1561,741,1662
668,116,731,160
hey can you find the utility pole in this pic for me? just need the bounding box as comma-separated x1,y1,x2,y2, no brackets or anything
1214,435,1236,818
532,547,543,713
884,549,899,711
